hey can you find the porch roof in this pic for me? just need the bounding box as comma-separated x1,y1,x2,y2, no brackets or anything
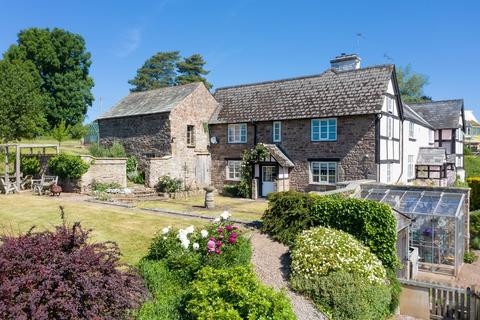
416,147,447,166
261,144,294,168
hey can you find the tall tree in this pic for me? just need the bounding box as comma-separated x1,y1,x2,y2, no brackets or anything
0,59,46,142
176,54,212,89
396,64,432,104
128,51,180,92
4,28,94,129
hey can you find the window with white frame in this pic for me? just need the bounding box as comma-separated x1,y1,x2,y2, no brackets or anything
409,122,415,139
226,160,242,180
273,121,281,142
408,155,415,179
310,162,337,184
311,118,337,141
228,123,247,143
429,130,434,143
387,118,393,138
387,96,394,113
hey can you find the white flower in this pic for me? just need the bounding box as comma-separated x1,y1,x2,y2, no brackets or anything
163,236,167,240
185,225,195,234
213,217,221,223
180,238,190,249
193,242,200,250
220,211,231,220
200,229,208,238
161,226,171,234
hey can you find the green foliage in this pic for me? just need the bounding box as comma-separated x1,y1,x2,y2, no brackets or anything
134,260,186,320
291,227,387,285
91,181,122,192
5,27,94,129
0,58,46,142
464,251,478,264
470,210,480,243
128,51,212,92
467,177,480,210
88,142,126,158
471,237,480,250
68,122,88,139
262,191,398,270
48,153,89,179
130,171,145,185
238,144,270,198
129,51,180,92
454,177,469,188
50,120,70,146
155,176,183,193
396,64,431,104
126,156,138,174
176,54,212,89
386,269,401,313
291,271,391,320
465,156,480,178
20,156,40,176
464,146,473,156
223,184,241,197
185,266,296,320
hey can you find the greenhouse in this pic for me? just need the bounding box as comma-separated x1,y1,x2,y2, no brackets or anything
360,186,467,276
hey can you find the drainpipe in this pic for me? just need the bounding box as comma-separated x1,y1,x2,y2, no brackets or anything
251,120,257,146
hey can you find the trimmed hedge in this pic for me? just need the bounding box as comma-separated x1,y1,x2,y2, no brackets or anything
262,191,398,270
467,177,480,211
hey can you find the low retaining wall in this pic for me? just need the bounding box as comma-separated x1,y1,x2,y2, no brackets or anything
80,156,127,193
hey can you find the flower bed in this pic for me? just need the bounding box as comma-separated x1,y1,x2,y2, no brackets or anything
136,211,296,319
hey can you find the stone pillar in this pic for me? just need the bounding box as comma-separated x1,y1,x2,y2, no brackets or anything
204,186,215,209
251,178,258,200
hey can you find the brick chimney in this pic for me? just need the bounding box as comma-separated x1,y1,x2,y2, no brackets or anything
330,53,361,71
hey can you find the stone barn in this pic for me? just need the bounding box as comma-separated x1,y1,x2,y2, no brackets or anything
98,82,218,188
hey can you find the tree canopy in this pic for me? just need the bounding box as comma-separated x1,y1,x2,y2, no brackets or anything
128,51,212,92
396,65,431,104
0,59,46,142
4,28,94,129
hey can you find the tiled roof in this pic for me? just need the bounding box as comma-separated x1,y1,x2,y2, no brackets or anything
416,147,447,166
409,100,464,129
98,83,201,119
403,104,433,129
210,65,395,124
261,143,294,168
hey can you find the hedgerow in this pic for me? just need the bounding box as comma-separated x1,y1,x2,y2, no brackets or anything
262,191,398,270
467,177,480,210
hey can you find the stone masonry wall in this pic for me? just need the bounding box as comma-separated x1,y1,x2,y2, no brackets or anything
146,84,219,188
98,112,171,169
209,114,378,193
79,156,127,192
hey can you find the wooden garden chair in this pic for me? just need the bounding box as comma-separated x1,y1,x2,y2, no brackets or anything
0,177,19,195
32,175,58,195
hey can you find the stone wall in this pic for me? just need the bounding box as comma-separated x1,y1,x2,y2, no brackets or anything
98,112,172,169
209,114,377,194
79,156,127,192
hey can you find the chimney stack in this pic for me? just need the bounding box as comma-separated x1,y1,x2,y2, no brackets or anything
330,53,361,71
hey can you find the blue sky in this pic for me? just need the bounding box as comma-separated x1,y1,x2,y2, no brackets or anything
1,0,479,122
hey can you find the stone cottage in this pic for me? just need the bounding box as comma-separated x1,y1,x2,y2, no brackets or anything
98,82,218,188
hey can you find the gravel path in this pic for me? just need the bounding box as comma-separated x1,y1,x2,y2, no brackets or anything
251,231,327,320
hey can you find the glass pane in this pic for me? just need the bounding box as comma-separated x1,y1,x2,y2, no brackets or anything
435,194,463,216
365,189,387,201
328,119,336,126
328,132,336,140
382,190,405,207
396,191,422,213
414,192,441,214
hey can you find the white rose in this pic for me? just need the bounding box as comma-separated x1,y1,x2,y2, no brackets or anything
213,217,221,223
161,226,171,234
193,242,200,250
180,238,190,249
185,225,195,234
220,211,231,220
200,229,208,238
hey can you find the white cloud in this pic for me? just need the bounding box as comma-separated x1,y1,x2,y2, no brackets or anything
117,27,142,58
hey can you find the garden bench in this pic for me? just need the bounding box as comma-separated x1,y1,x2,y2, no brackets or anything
0,177,19,195
32,175,58,195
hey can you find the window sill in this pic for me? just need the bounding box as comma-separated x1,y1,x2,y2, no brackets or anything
226,179,241,182
227,142,247,144
409,138,416,142
309,182,337,186
311,139,337,142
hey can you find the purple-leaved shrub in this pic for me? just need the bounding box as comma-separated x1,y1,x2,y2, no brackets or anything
0,211,147,319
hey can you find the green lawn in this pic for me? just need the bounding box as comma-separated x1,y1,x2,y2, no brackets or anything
0,193,202,264
20,137,89,155
136,194,267,222
465,155,480,178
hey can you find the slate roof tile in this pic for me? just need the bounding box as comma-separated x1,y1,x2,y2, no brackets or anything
409,100,464,129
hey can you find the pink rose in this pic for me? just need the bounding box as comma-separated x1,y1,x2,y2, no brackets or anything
215,248,221,254
225,225,233,231
218,235,224,240
228,237,236,244
209,237,215,241
217,228,224,234
207,240,216,249
216,240,223,247
233,226,238,230
230,232,238,238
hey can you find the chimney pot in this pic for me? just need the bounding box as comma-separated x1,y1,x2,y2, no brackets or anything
330,53,361,71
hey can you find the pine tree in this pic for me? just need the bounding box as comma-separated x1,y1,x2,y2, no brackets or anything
176,54,212,89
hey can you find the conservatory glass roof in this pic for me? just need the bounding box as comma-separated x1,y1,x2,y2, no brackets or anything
361,188,464,217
